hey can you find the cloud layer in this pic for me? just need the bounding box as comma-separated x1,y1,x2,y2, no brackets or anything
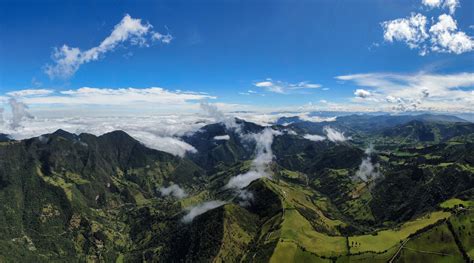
45,14,172,79
0,114,210,157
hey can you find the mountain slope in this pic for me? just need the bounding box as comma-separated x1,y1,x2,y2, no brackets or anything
0,115,473,262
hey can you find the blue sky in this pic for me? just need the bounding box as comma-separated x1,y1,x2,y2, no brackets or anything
0,0,473,114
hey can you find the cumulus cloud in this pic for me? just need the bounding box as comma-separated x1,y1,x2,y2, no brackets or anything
354,89,372,98
336,72,474,112
182,200,227,223
45,14,172,79
422,0,459,14
429,14,474,54
254,79,322,94
159,184,188,199
422,0,442,8
382,13,429,52
382,1,472,55
226,128,281,189
323,126,346,142
303,134,326,141
214,135,230,140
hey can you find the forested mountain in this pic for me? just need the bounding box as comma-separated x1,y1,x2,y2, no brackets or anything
0,114,473,262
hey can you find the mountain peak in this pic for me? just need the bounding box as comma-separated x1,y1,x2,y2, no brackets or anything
51,129,77,140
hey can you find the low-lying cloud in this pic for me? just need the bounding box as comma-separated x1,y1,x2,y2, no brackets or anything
226,128,281,189
323,126,347,142
355,145,381,182
182,200,227,223
303,134,326,142
159,184,188,199
214,135,230,140
0,114,207,157
200,101,240,131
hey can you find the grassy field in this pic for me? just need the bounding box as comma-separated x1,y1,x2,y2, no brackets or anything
397,223,464,263
267,179,346,235
279,209,347,257
449,209,474,259
336,246,399,262
440,198,474,209
349,211,451,254
270,241,329,263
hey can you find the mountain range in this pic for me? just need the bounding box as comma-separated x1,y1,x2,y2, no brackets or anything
0,114,473,262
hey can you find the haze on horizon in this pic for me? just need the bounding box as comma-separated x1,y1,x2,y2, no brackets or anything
0,0,473,155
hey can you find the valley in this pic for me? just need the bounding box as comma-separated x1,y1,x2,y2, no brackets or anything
0,114,472,262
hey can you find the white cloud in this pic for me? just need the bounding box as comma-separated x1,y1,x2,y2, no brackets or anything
422,0,442,8
9,87,214,107
182,200,227,223
8,98,33,130
7,89,54,97
381,13,429,52
382,1,472,54
324,126,347,142
0,114,207,157
0,107,4,125
422,0,458,13
443,0,459,14
130,130,197,157
355,157,380,182
354,89,372,98
152,31,173,44
303,134,325,141
45,14,172,79
214,135,230,140
429,14,474,54
254,79,322,94
255,81,273,88
200,101,240,131
226,128,281,189
159,184,188,199
355,145,381,182
336,72,474,112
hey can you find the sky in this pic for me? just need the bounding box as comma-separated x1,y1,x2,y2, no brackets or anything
1,0,473,115
0,0,473,154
